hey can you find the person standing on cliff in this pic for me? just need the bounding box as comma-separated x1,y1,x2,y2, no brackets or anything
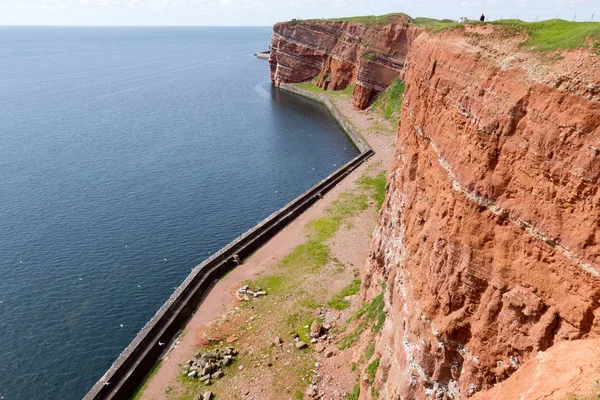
480,13,485,22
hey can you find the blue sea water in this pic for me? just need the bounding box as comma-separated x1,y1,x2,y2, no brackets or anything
0,27,358,400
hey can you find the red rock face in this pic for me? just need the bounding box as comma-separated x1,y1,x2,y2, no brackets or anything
365,28,600,399
268,18,419,109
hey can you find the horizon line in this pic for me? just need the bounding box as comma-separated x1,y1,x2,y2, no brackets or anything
0,24,273,28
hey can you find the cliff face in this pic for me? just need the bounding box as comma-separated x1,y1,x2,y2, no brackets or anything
365,26,600,399
269,17,420,109
269,18,600,399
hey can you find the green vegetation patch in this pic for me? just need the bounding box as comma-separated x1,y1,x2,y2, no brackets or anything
338,283,386,349
293,13,410,27
372,78,405,121
358,172,387,211
280,240,330,272
490,19,600,52
328,279,362,310
426,19,600,53
365,357,380,385
361,54,375,62
364,342,376,360
308,192,368,242
347,383,361,400
295,82,356,97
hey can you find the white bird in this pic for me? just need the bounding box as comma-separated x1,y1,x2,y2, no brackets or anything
119,324,124,328
158,341,165,346
103,381,110,386
163,258,167,261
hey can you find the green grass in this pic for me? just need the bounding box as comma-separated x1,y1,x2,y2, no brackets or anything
308,192,368,242
292,13,410,27
295,82,355,96
490,19,600,52
365,357,380,384
328,279,361,310
359,172,387,211
372,78,405,121
131,361,162,400
295,82,327,93
280,240,330,272
426,19,600,53
412,17,455,29
364,342,375,360
338,283,386,349
347,383,360,400
361,54,375,62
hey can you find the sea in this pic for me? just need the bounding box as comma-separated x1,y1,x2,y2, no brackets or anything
0,27,358,400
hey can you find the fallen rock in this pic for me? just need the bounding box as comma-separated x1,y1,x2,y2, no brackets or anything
306,384,318,398
295,341,307,349
203,391,213,400
309,320,322,338
211,370,224,379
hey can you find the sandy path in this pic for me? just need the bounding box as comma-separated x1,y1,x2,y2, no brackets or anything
141,91,396,400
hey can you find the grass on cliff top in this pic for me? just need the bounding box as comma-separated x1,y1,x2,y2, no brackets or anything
371,78,405,121
491,19,600,52
428,18,600,52
290,13,410,26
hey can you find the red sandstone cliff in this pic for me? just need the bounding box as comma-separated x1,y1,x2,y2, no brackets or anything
270,17,600,399
269,16,421,109
365,25,600,399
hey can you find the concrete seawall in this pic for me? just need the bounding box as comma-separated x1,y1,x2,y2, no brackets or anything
84,85,373,400
279,84,371,153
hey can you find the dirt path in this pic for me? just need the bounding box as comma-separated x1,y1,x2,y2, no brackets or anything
140,88,397,400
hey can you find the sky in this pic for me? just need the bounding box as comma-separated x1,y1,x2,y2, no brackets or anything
0,0,597,26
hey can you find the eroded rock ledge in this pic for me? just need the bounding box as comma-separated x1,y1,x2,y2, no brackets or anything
268,16,421,109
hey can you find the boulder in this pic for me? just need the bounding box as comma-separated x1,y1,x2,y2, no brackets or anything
295,341,307,349
309,320,322,338
211,370,224,380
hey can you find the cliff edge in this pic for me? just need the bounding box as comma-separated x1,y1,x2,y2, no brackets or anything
271,17,600,399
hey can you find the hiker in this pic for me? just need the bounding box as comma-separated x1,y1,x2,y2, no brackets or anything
480,13,485,22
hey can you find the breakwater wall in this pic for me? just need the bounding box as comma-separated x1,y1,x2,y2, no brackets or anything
84,85,373,400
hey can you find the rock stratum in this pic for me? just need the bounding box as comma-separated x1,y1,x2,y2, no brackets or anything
270,18,600,400
269,15,420,109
